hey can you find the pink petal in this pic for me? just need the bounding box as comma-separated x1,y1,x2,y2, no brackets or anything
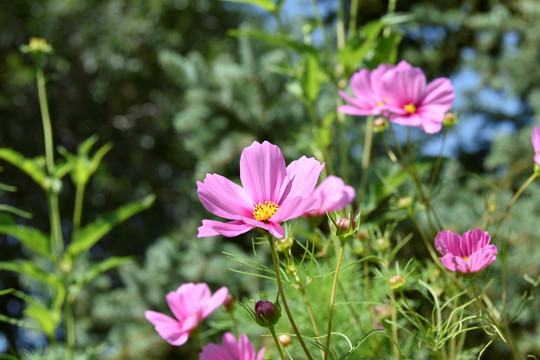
308,176,355,215
285,156,325,199
532,126,540,166
338,104,377,116
237,333,256,360
201,286,229,318
197,219,255,238
240,141,288,204
389,113,423,127
200,343,235,360
241,217,285,238
421,77,455,108
197,174,253,220
382,67,426,109
466,249,496,272
144,310,188,346
439,254,468,273
256,348,266,360
435,230,460,256
273,195,317,223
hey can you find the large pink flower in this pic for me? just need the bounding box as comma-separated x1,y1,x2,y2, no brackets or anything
197,141,324,239
338,61,412,116
381,61,455,134
532,125,540,167
435,229,498,273
305,175,355,216
200,333,265,360
145,283,228,346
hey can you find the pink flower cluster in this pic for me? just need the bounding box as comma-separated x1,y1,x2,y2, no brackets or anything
339,60,455,134
435,229,498,273
197,141,355,239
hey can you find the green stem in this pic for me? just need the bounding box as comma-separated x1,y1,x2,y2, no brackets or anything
64,296,75,360
468,279,524,360
269,326,286,360
36,65,64,258
268,237,313,360
428,128,448,199
73,184,85,232
230,310,239,339
493,172,538,238
348,0,359,35
358,116,374,204
323,243,345,360
388,288,400,360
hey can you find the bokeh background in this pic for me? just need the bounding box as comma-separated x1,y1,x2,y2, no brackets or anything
1,0,540,358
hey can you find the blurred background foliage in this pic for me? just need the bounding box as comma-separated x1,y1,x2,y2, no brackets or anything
1,0,540,358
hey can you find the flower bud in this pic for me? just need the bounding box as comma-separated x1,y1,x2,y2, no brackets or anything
388,274,405,290
278,334,292,347
443,112,458,127
254,300,281,327
275,236,294,253
223,294,235,312
20,37,53,55
374,237,390,251
373,117,389,132
397,196,412,208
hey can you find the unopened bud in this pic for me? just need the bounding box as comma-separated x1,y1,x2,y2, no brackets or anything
223,294,235,312
254,300,281,328
398,196,412,208
389,275,405,289
275,236,294,253
20,37,53,55
373,117,389,132
374,237,390,251
443,112,458,127
278,334,292,347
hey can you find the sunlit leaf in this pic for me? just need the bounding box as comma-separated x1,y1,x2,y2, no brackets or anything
67,194,155,257
0,214,50,258
219,0,275,12
0,148,47,189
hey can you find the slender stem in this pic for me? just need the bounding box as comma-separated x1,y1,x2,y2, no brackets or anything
493,172,538,238
300,287,325,359
72,184,85,232
36,66,64,258
348,0,359,35
268,237,313,360
269,326,286,360
388,288,400,360
468,279,524,360
36,67,55,174
230,311,239,339
323,243,345,360
309,0,333,63
64,295,75,360
358,116,374,204
428,128,448,199
388,125,443,231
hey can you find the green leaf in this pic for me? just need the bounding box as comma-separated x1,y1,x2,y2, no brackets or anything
0,148,47,189
228,29,319,57
0,214,50,258
25,303,58,338
219,0,275,12
67,194,155,257
366,32,403,68
0,204,33,219
338,21,383,72
301,55,328,102
70,256,132,300
0,261,61,288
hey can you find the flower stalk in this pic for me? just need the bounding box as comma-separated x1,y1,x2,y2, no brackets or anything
323,242,345,360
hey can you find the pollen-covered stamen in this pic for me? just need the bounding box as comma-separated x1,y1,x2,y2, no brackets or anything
463,256,469,262
404,103,416,114
253,201,279,222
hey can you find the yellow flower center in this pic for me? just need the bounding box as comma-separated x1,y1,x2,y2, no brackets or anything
253,201,279,222
404,103,416,114
463,256,469,262
376,101,384,107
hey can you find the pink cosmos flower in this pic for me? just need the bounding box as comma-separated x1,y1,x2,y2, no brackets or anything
200,333,265,360
145,283,228,346
532,125,540,167
197,141,324,239
305,175,355,216
381,61,455,134
338,61,412,116
435,229,498,273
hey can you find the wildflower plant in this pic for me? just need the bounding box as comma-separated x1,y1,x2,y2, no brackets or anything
3,1,540,360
